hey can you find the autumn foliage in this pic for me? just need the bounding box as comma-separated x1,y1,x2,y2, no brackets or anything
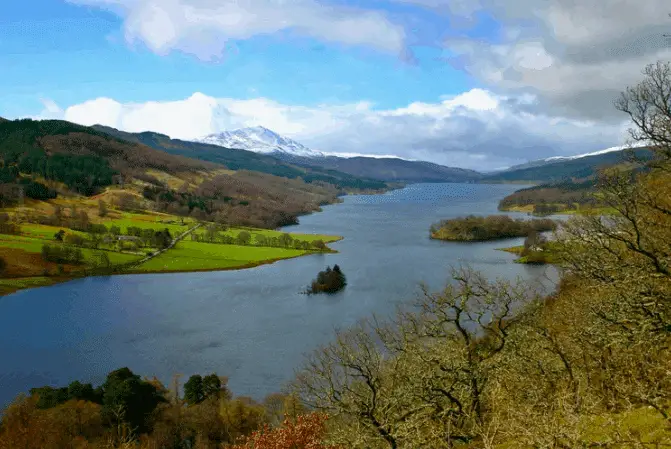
231,413,340,449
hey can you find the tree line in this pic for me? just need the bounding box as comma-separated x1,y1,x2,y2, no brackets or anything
0,367,329,449
193,225,329,251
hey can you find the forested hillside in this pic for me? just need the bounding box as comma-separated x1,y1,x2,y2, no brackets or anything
91,125,389,191
0,118,350,295
498,178,601,214
0,119,348,229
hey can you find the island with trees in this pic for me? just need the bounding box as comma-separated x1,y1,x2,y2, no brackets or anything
307,264,347,294
429,214,556,242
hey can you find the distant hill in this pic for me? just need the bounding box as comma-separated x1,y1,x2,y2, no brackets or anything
501,144,639,172
483,147,653,183
92,125,388,192
496,146,655,215
273,154,483,183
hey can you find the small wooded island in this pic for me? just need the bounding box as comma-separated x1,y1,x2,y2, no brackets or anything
429,214,556,242
307,264,347,294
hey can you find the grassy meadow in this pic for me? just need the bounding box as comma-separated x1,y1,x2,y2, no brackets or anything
0,198,341,296
134,240,308,272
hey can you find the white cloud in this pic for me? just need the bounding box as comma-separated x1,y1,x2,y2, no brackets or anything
67,0,406,59
439,0,671,120
34,89,629,171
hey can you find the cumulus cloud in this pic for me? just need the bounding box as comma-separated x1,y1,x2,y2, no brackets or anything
35,90,628,171
67,0,406,59
54,0,665,168
435,0,671,120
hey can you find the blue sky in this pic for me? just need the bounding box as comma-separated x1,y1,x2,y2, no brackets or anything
0,0,658,169
1,0,484,116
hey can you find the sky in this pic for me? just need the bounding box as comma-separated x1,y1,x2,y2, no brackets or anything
1,0,670,170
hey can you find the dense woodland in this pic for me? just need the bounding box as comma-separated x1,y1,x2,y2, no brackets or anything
430,214,556,241
2,62,671,448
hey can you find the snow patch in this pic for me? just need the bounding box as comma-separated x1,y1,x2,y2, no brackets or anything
196,126,325,158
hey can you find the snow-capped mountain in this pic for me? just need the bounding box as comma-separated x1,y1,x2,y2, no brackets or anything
196,126,325,158
192,126,482,183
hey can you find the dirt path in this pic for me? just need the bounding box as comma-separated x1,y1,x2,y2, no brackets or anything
136,223,202,265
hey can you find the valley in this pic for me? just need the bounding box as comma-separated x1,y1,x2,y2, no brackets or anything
0,117,646,295
0,182,553,411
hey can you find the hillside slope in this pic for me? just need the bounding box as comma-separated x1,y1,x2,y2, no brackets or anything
483,147,652,183
0,119,344,229
91,125,388,191
497,157,652,215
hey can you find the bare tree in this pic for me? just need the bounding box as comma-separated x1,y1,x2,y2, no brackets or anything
294,268,537,448
615,61,671,164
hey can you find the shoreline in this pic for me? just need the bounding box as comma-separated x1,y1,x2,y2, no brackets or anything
0,183,392,297
0,245,342,297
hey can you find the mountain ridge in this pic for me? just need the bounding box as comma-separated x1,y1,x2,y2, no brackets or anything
193,126,482,183
500,143,650,173
482,146,653,183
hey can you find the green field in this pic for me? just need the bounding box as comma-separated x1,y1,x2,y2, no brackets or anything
103,212,193,235
0,208,342,295
0,233,141,265
19,223,89,240
134,240,307,272
0,233,52,252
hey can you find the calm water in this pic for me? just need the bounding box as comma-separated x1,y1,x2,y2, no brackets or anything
0,183,557,408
